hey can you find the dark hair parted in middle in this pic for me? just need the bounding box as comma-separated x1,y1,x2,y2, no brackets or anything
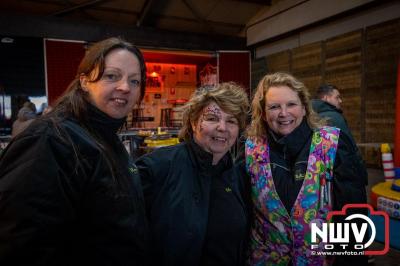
45,37,146,183
51,37,147,122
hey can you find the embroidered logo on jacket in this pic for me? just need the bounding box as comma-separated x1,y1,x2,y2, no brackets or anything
128,167,138,174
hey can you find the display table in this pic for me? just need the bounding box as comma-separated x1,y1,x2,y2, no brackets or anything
370,181,400,250
369,214,400,250
119,128,181,157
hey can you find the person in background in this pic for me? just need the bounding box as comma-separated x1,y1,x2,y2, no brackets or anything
37,102,53,116
244,72,367,265
312,84,368,186
0,37,149,266
11,101,37,137
136,83,250,266
312,84,353,142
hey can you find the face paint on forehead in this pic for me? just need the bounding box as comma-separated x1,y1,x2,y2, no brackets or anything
196,103,223,133
203,103,222,117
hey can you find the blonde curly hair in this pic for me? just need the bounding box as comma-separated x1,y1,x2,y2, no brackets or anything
247,72,325,138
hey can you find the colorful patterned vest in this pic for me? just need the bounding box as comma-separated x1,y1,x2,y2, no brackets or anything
246,127,340,266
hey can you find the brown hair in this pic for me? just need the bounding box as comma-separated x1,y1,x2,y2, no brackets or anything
179,82,249,141
52,37,146,118
247,72,324,138
47,37,146,184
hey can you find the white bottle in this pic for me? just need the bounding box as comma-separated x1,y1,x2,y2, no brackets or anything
381,143,395,181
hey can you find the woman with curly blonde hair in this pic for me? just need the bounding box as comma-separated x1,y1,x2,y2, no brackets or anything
247,72,324,139
245,72,367,265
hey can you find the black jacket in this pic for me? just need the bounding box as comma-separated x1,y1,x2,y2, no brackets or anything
0,105,149,266
312,99,368,185
312,99,355,144
135,140,249,266
266,120,367,212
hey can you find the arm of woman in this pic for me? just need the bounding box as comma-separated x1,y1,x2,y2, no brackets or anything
332,131,368,209
332,130,368,232
234,148,255,263
234,155,253,219
135,150,169,216
0,132,84,265
332,131,368,265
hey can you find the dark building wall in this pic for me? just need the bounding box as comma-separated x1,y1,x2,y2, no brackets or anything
0,36,45,97
0,36,45,131
250,18,400,167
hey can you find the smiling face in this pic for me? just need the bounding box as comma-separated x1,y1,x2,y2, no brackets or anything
192,102,239,165
264,85,306,136
80,48,142,119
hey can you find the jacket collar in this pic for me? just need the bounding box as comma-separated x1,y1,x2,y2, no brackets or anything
86,103,126,138
187,138,232,175
311,99,342,114
267,119,312,161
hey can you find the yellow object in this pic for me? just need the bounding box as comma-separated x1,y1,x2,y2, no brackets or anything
381,143,391,153
144,137,180,147
138,130,153,137
371,182,400,201
156,127,168,135
393,178,400,191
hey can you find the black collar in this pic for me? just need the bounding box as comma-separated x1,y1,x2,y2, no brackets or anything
268,119,312,160
187,138,232,175
313,99,343,114
86,103,126,138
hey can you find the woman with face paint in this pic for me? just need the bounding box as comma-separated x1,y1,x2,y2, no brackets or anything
0,38,149,266
244,72,368,265
136,83,250,266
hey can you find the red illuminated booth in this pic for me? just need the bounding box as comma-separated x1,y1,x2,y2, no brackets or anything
127,49,250,129
44,40,250,130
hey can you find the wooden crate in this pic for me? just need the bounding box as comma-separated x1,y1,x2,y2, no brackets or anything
325,31,362,142
291,42,322,96
364,18,400,143
265,50,291,73
250,18,400,148
292,42,322,75
251,57,267,95
358,144,381,168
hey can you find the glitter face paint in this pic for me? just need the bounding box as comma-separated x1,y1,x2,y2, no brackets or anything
192,102,239,165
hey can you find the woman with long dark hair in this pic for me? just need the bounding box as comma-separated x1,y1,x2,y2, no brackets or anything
0,37,149,266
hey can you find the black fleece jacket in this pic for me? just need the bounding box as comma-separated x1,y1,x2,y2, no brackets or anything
0,104,149,266
136,140,249,266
